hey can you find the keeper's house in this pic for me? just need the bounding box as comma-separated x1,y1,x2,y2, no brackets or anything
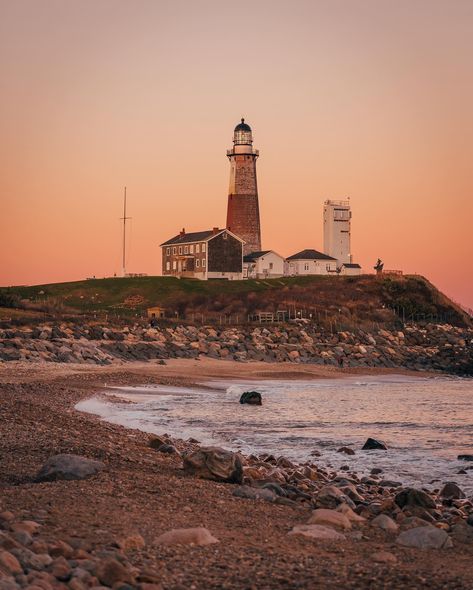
160,228,244,280
243,250,285,279
286,249,338,276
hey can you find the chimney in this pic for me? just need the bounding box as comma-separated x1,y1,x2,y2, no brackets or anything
179,228,186,238
212,227,219,235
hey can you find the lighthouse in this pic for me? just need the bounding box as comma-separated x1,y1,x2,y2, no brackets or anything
226,118,261,255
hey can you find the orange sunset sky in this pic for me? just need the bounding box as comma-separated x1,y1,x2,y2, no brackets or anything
1,0,472,308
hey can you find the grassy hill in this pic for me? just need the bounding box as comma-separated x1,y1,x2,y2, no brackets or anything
0,274,470,329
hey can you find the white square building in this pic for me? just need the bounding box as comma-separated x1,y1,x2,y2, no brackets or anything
323,199,352,265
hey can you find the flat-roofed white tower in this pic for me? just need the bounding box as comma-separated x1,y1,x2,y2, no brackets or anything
323,199,352,265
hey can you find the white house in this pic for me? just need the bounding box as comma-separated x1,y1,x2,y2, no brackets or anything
243,250,285,279
286,249,338,276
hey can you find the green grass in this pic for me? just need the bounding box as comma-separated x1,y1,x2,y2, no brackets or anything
0,274,470,327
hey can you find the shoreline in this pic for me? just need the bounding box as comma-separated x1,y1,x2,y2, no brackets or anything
1,359,473,589
76,369,473,496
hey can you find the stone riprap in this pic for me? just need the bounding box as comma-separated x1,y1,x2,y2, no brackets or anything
0,322,471,375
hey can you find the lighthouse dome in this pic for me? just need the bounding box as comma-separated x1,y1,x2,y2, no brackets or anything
234,118,252,132
233,118,252,145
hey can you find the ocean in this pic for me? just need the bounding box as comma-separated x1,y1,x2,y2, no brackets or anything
76,374,473,494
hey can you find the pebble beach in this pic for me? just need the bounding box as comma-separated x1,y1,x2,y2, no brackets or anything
1,359,473,589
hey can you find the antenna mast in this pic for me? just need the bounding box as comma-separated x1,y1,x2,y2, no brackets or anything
121,186,131,277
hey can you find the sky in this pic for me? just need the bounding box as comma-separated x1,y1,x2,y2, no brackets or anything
1,0,472,309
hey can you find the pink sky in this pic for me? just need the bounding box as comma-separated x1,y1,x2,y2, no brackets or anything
1,0,472,308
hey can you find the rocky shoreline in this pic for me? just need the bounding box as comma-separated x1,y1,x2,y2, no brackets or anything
1,362,473,589
1,321,472,375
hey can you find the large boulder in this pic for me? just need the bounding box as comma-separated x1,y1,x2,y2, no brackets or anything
316,485,355,509
154,527,218,546
182,447,243,484
308,509,352,530
396,526,452,549
35,454,105,483
394,488,436,510
239,391,262,405
440,482,465,499
362,438,387,450
371,514,399,533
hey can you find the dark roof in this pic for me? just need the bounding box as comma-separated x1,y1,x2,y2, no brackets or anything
343,263,361,268
286,249,337,261
234,117,251,132
243,250,270,262
160,230,218,246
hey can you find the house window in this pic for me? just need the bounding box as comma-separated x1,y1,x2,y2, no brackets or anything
269,262,273,270
184,246,188,254
196,259,200,267
304,263,309,271
178,246,182,255
202,259,206,267
196,244,200,253
190,245,194,253
172,247,176,255
223,233,227,240
166,248,170,255
172,261,177,270
166,261,170,271
202,243,206,253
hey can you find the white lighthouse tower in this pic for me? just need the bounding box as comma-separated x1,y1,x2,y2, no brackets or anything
323,199,352,266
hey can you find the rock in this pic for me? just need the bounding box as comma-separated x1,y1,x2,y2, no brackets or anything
394,488,436,510
0,551,22,575
0,533,20,552
232,486,276,502
261,483,287,497
51,556,72,581
48,540,74,559
288,524,346,541
440,482,465,499
308,509,352,530
154,527,218,546
0,514,14,525
149,436,167,450
451,522,473,544
400,516,432,530
371,514,399,533
396,526,453,549
35,454,105,482
239,391,262,405
183,447,243,484
317,485,355,509
337,447,355,456
379,480,402,488
10,521,40,536
458,455,473,461
371,551,397,564
362,438,387,450
335,504,366,524
10,548,52,570
156,444,179,455
117,534,146,552
96,558,135,587
371,468,383,475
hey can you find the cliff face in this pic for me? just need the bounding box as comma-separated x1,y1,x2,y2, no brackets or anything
0,322,471,376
